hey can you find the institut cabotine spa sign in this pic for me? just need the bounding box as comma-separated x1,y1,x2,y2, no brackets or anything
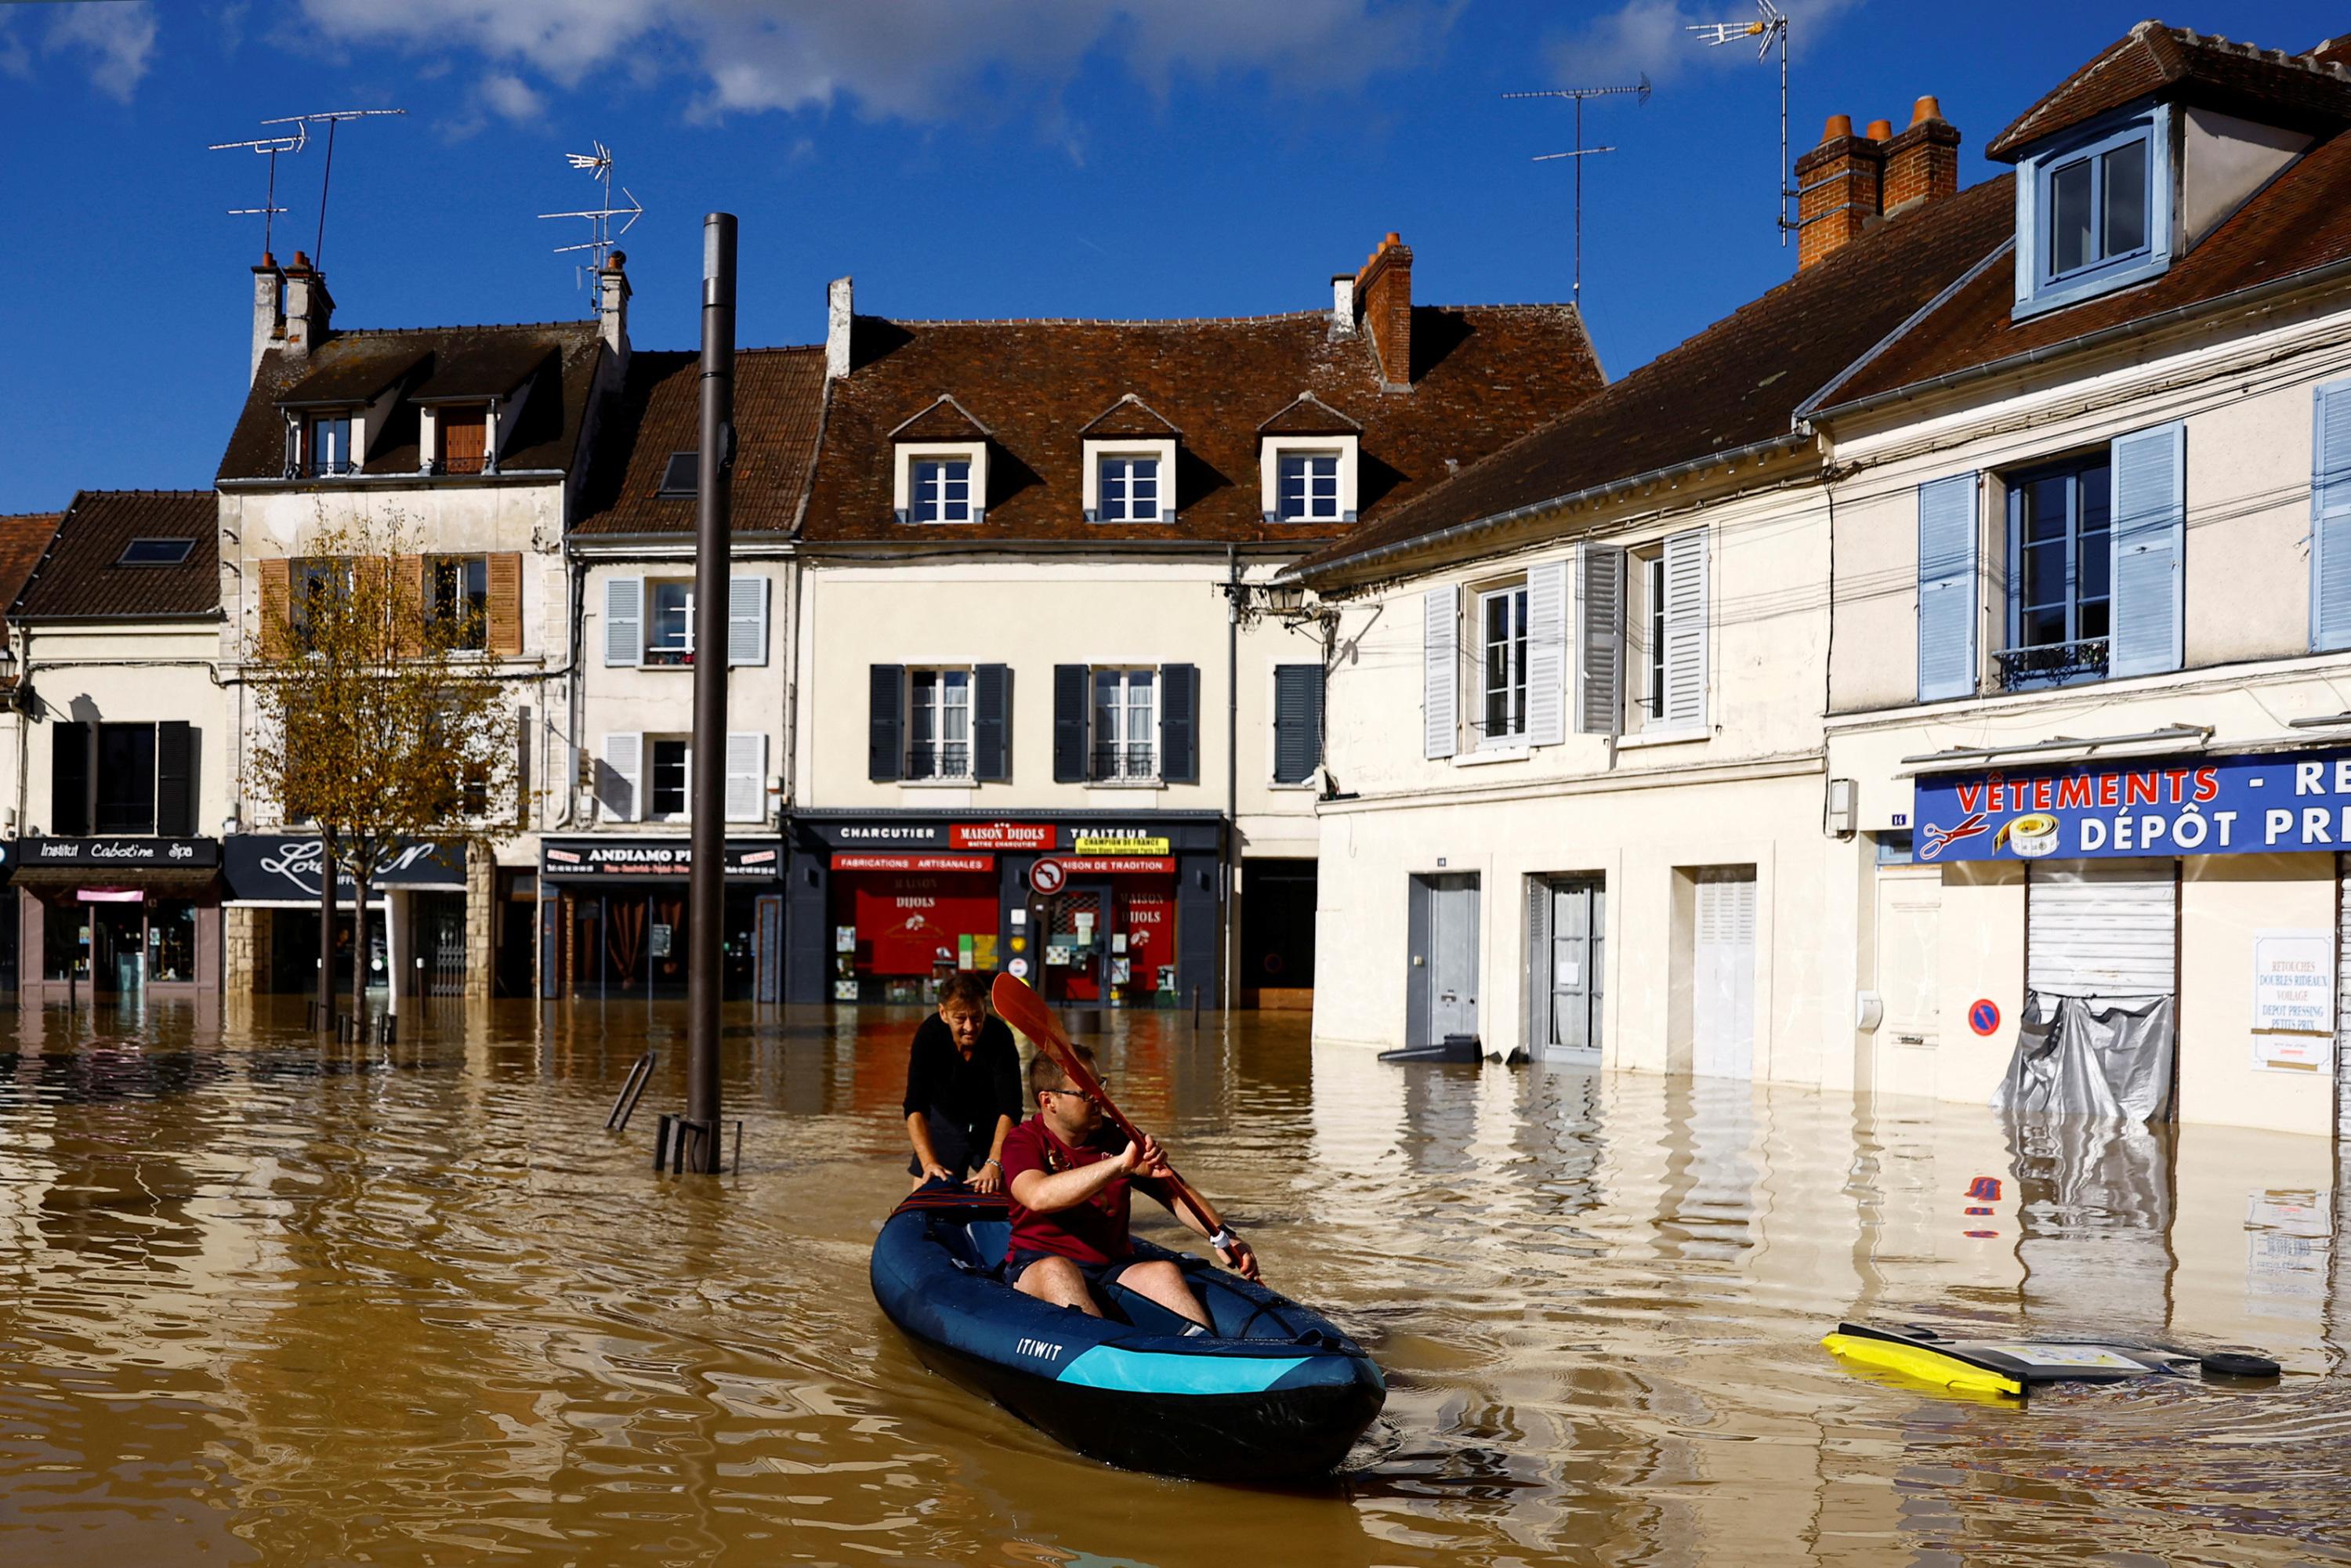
1913,750,2351,863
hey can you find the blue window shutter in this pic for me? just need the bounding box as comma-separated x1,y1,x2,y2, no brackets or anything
2109,422,2186,678
2313,380,2351,651
1052,664,1089,782
1915,473,1979,701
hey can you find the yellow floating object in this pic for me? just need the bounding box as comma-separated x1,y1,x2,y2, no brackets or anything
1821,1332,2024,1398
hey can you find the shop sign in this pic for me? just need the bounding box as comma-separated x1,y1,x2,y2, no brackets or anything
951,822,1054,851
828,824,943,846
831,853,994,873
2251,928,2334,1073
22,836,219,868
1914,750,2351,863
1052,856,1176,875
224,835,462,900
1071,831,1170,854
541,840,784,879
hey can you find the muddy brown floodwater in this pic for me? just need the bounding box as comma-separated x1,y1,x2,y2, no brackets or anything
0,1000,2346,1566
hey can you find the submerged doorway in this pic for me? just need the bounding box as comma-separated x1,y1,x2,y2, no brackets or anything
1527,875,1603,1066
1407,872,1480,1049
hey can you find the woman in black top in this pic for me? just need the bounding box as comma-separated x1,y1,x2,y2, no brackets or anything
904,970,1025,1192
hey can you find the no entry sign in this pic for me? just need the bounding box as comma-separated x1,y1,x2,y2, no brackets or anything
1969,998,2001,1037
1028,857,1067,896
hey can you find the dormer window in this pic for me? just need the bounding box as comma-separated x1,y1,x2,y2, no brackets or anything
889,397,992,527
1098,455,1160,521
1078,397,1181,525
912,458,973,523
438,407,489,475
1257,393,1361,525
2015,105,2174,320
1278,453,1342,522
305,414,355,477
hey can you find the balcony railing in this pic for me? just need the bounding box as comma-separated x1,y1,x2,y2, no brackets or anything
1995,636,2110,691
906,744,972,781
1090,744,1157,782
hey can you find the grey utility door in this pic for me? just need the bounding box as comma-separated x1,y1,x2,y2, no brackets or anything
1528,876,1603,1065
1409,873,1481,1047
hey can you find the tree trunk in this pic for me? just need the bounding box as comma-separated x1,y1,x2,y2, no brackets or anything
317,835,337,1030
351,872,371,1040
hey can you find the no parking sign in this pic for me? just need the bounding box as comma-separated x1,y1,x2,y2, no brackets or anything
1969,998,2001,1037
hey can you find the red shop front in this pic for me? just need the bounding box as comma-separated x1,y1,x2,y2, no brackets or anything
829,852,998,1004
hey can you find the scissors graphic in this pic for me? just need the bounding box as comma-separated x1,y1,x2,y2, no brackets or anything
1919,812,1989,860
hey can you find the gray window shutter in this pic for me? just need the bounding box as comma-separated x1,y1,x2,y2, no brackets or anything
1053,664,1089,782
603,575,643,667
1575,543,1625,735
868,664,903,781
1525,876,1551,1054
1273,663,1321,784
1525,559,1567,747
1661,528,1708,729
973,664,1010,781
2110,422,2186,678
156,721,195,837
1916,473,1980,701
52,721,89,837
726,575,768,667
2313,380,2351,651
600,732,641,823
1423,586,1458,759
1161,664,1199,784
723,732,766,821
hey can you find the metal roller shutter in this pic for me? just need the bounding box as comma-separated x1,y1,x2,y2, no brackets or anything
1693,867,1756,1079
2027,859,2176,1000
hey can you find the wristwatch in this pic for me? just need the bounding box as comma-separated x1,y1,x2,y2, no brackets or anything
1209,1226,1238,1251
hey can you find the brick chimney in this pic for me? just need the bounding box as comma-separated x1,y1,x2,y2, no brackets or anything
599,248,632,373
1357,233,1412,391
1793,114,1886,270
280,250,333,361
1883,96,1962,215
250,252,285,384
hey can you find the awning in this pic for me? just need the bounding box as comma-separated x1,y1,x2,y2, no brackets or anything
14,865,221,892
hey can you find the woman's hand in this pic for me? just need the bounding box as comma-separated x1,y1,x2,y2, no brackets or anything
918,1157,956,1185
970,1160,1004,1195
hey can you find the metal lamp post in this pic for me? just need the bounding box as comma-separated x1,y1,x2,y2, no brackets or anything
685,212,737,1174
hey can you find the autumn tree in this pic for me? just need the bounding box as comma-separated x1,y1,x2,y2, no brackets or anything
247,512,516,1032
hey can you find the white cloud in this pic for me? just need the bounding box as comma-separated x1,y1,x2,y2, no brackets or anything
44,0,159,102
1547,0,1865,90
291,0,1447,121
481,71,546,121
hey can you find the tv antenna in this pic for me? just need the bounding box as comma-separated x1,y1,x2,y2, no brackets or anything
1690,0,1793,244
259,108,407,266
208,125,306,258
538,141,643,286
1503,74,1650,302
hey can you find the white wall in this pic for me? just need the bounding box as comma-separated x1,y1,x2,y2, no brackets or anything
15,621,230,838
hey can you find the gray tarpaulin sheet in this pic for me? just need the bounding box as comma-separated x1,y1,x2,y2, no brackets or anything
1991,993,2175,1122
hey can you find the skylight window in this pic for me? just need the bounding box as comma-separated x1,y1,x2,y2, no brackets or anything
658,452,698,497
118,538,194,567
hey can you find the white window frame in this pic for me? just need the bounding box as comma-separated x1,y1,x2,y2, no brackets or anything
1259,433,1360,523
907,666,976,783
1475,578,1530,748
645,578,694,666
893,441,988,526
1091,666,1160,784
1083,437,1177,523
645,734,692,822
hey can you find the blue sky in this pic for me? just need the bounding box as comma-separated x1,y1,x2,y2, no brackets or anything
2,0,2344,512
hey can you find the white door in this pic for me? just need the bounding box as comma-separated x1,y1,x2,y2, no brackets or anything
1528,876,1603,1065
2027,859,2176,1001
1430,876,1480,1042
1692,867,1756,1079
1875,872,1941,1050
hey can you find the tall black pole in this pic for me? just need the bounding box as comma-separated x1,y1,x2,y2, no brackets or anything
686,212,736,1173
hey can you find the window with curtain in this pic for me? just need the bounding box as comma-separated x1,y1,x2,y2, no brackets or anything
907,668,973,780
1091,668,1157,780
1478,582,1528,744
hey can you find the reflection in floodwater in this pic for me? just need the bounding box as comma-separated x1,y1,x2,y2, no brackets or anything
0,999,2343,1565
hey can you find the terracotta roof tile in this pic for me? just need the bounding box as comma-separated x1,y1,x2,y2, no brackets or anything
889,396,994,442
573,346,827,536
801,301,1602,545
13,492,218,621
1987,22,2351,161
1295,178,2015,581
1826,129,2351,407
1076,395,1180,439
1258,392,1362,436
0,513,62,639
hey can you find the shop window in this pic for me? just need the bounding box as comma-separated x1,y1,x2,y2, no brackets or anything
42,900,87,981
148,900,197,982
907,668,973,780
1091,668,1157,781
429,556,490,651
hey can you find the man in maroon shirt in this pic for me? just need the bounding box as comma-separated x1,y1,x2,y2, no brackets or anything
1000,1044,1258,1329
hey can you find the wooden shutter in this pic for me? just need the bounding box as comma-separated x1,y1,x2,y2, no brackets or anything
487,552,523,656
723,732,766,822
1053,664,1089,782
51,722,89,837
973,664,1010,781
1575,543,1625,736
1660,528,1708,730
395,555,426,657
1525,559,1567,748
727,574,768,667
603,575,642,667
2313,380,2351,651
1160,664,1200,784
1273,663,1320,784
440,407,487,474
259,556,292,656
2110,422,2186,678
1423,586,1458,760
156,721,194,837
600,733,641,822
868,664,904,782
1915,473,1980,701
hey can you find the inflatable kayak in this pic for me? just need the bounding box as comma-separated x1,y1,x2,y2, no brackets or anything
1823,1320,2280,1399
871,1187,1385,1480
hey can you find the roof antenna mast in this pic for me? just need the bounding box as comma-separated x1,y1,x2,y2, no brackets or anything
208,124,306,257
538,141,644,288
1690,0,1793,244
1502,74,1650,303
259,108,408,266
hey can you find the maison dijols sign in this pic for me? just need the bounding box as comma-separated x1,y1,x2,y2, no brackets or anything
222,837,464,900
21,837,222,869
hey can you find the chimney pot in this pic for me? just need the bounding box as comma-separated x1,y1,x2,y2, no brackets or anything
1821,113,1853,142
606,248,627,271
1385,231,1400,245
1910,95,1943,126
1866,119,1893,141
